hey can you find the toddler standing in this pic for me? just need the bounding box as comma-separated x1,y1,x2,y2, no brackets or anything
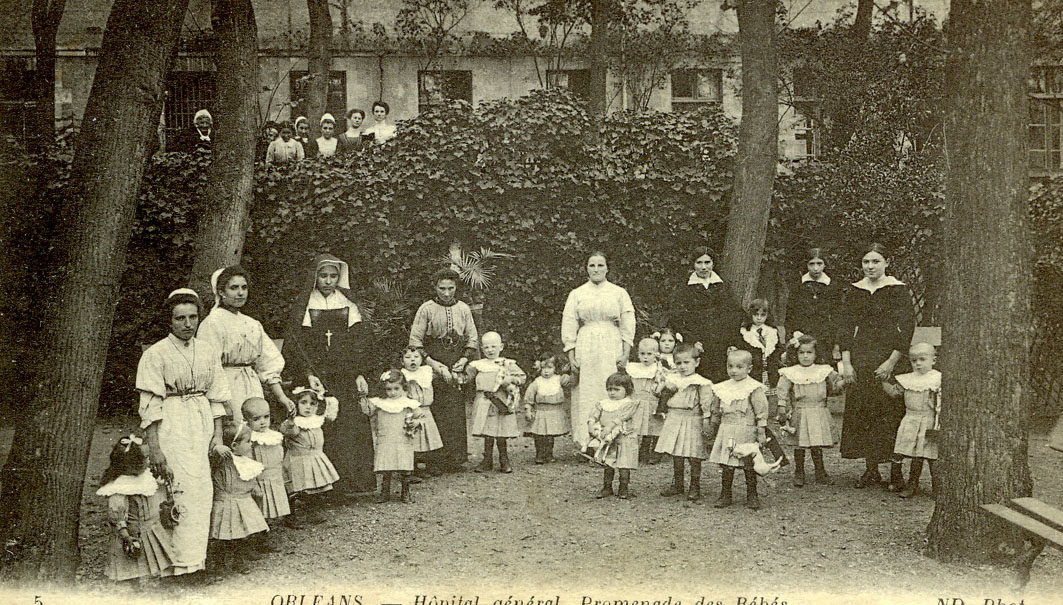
627,337,663,463
776,335,843,487
523,352,573,464
884,342,941,498
587,372,641,499
468,331,527,473
400,346,444,476
362,370,423,503
655,342,713,501
96,434,175,581
209,419,269,574
707,349,770,510
280,384,340,522
242,397,291,541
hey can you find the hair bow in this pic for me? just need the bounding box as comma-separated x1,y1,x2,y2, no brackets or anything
230,421,247,447
693,341,703,354
120,434,143,452
533,360,542,372
651,331,661,340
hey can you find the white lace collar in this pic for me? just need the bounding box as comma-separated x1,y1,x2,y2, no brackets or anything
712,377,764,401
895,370,941,392
740,325,778,357
470,357,510,371
779,364,834,385
293,415,324,430
625,361,659,379
96,470,158,497
535,375,563,397
402,366,434,389
801,272,831,285
232,455,265,481
851,275,904,293
302,289,362,327
688,271,724,288
370,396,420,414
672,372,712,390
250,429,283,446
599,397,633,412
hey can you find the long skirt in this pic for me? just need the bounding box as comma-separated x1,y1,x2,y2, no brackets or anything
840,347,906,461
157,395,215,576
571,322,623,448
425,341,469,467
319,366,376,491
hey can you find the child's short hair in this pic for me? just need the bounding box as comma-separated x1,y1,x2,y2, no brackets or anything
381,368,408,388
606,372,634,395
401,346,424,362
743,299,772,329
536,351,563,373
222,418,250,446
99,434,148,487
241,397,270,420
674,342,700,359
727,348,754,367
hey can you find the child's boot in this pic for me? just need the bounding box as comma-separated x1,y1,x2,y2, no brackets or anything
900,459,923,498
811,447,833,484
475,437,495,473
497,438,513,473
886,460,905,492
545,436,556,462
648,436,662,464
534,436,546,465
618,469,632,499
376,473,392,503
661,456,685,496
598,467,616,499
793,448,806,488
765,427,790,468
713,466,734,508
744,468,761,510
687,459,702,501
400,473,413,503
638,437,649,463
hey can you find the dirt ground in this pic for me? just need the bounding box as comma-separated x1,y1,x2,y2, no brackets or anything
3,407,1062,605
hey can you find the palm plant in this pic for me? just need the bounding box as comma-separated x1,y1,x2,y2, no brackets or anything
444,242,514,327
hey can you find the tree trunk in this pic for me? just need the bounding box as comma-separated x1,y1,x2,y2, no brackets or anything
30,0,67,151
306,0,332,139
851,0,873,45
925,0,1036,573
588,0,608,119
0,0,190,582
720,0,777,308
191,0,258,294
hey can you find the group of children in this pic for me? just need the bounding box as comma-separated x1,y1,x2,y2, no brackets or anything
97,318,941,582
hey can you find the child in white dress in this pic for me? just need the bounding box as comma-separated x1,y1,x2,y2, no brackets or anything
468,332,527,473
523,352,573,464
362,370,423,503
883,342,941,498
400,346,444,477
587,372,641,499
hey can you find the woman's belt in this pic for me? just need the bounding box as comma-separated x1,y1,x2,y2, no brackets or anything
165,390,206,399
223,362,255,368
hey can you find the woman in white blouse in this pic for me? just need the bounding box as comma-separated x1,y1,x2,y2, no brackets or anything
561,252,636,451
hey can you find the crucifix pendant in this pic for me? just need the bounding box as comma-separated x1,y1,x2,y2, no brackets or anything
325,329,333,348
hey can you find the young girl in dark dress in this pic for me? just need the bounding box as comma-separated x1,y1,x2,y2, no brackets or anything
786,247,842,363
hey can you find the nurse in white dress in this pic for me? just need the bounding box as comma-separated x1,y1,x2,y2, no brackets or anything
136,289,231,576
197,266,294,419
561,253,636,450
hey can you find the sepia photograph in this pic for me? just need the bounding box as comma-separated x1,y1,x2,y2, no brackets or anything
0,0,1060,604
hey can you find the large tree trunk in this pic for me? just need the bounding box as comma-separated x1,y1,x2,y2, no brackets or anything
30,0,67,151
0,0,190,582
191,0,258,293
306,0,332,138
720,0,777,308
588,0,608,119
924,0,1036,574
851,0,873,45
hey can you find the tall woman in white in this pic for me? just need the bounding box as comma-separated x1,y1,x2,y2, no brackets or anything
561,252,636,451
197,265,294,419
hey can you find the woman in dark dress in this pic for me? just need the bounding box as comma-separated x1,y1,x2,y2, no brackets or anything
284,254,376,494
668,246,746,382
839,243,916,490
786,247,842,363
408,268,479,472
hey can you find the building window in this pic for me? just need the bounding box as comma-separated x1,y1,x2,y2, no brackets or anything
786,67,821,160
547,69,590,101
671,68,722,111
1028,66,1063,174
418,70,472,113
164,71,215,137
288,71,347,123
0,58,36,144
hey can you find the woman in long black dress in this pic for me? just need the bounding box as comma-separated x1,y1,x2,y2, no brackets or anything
284,254,376,494
786,247,842,362
839,243,915,490
408,268,479,472
668,246,745,382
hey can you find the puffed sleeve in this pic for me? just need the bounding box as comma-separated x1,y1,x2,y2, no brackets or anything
750,387,769,426
279,418,298,437
892,285,916,354
254,321,285,385
826,370,845,395
360,396,375,417
203,342,231,418
522,378,539,405
265,140,277,164
561,289,580,352
106,494,129,530
408,302,430,348
136,345,166,429
702,389,719,420
696,384,714,415
618,287,636,346
882,380,904,398
295,141,305,161
776,372,793,408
